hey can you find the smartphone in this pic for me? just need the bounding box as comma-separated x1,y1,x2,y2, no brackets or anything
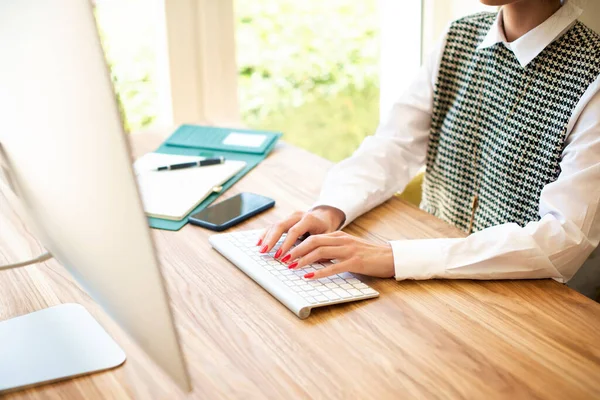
189,192,275,231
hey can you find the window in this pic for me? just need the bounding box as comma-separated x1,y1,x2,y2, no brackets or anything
94,0,434,163
94,0,171,132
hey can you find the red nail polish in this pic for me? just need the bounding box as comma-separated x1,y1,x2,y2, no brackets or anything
304,272,315,279
256,238,262,246
288,262,298,269
260,245,268,253
281,254,291,263
274,249,282,259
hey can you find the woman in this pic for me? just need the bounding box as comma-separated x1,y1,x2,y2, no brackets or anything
257,0,600,296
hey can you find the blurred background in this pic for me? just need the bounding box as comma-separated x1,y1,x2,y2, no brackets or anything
93,0,598,162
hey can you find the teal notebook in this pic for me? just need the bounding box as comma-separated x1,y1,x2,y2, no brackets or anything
147,124,281,231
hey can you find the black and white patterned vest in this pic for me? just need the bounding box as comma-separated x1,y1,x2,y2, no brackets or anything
421,13,600,233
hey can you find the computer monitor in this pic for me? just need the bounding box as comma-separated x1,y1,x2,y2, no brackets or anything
0,0,190,392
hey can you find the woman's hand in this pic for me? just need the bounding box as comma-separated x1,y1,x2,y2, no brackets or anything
257,206,345,258
282,231,395,279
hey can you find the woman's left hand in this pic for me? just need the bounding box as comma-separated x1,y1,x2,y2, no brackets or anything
281,231,396,279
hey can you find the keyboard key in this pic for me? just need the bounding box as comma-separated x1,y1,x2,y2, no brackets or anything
301,285,313,291
325,283,337,289
308,290,320,297
360,288,378,295
348,289,362,296
285,281,295,286
313,264,324,270
308,281,323,287
333,289,351,299
354,283,368,289
280,270,293,276
288,276,300,281
324,292,340,300
304,267,316,273
315,295,328,302
346,278,361,285
307,297,317,304
293,286,303,292
332,278,345,285
317,286,329,292
340,283,352,290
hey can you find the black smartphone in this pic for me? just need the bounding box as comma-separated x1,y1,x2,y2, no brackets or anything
189,192,275,231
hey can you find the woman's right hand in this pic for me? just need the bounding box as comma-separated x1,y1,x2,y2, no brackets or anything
257,206,346,260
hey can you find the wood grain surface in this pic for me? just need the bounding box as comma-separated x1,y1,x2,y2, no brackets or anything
1,130,600,399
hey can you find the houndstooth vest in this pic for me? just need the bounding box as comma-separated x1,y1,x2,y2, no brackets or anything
421,13,600,233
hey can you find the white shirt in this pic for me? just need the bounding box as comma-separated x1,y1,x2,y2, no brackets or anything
313,1,600,283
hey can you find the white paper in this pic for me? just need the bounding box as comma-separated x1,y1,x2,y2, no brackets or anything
133,153,246,220
222,132,267,148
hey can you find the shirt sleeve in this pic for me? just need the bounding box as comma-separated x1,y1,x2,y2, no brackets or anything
311,32,448,228
392,77,600,283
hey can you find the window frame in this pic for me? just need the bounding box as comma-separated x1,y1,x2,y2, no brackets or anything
163,0,240,126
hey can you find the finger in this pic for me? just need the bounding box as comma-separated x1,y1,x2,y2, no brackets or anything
277,219,313,261
285,234,342,264
255,228,268,246
290,245,344,270
260,212,303,254
304,260,351,280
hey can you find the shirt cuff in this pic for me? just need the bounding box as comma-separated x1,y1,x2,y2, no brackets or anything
390,238,461,280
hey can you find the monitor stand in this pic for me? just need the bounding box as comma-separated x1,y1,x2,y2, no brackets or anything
0,143,126,393
0,304,126,394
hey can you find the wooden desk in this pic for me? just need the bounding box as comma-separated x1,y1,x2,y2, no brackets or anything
1,132,600,399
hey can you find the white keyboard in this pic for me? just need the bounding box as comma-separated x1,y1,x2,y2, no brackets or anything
209,229,379,319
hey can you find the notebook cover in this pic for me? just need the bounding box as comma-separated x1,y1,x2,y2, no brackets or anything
166,124,280,155
147,125,281,231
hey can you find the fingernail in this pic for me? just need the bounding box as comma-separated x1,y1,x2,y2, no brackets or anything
304,272,315,279
281,254,291,263
288,262,298,269
260,245,268,253
256,238,262,246
274,249,282,259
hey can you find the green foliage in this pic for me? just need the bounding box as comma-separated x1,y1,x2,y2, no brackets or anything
94,3,158,133
252,83,380,162
235,0,380,161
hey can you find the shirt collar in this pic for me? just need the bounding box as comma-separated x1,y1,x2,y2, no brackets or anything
476,0,583,67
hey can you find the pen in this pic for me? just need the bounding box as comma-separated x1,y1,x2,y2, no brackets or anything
156,156,225,171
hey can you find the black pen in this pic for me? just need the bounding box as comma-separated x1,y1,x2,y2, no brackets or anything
156,156,225,171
